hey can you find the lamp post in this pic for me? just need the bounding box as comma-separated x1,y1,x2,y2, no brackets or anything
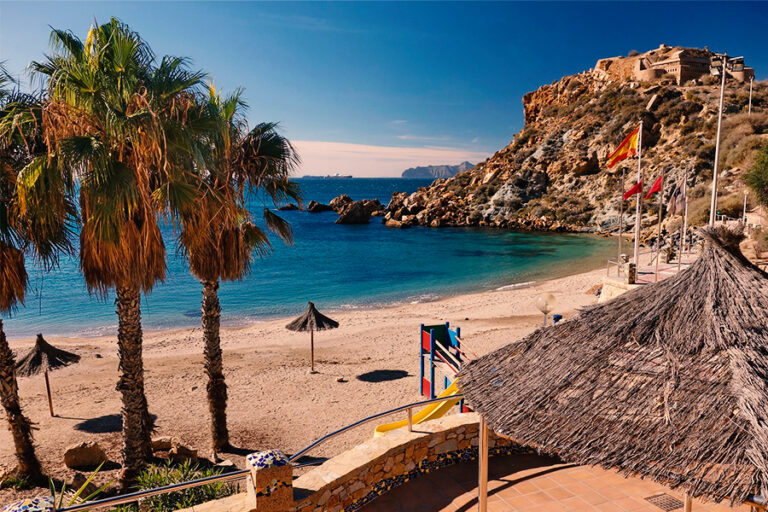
536,293,557,327
708,53,745,226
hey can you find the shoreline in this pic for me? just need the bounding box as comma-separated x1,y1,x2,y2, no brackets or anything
5,247,614,344
1,256,633,502
5,232,618,342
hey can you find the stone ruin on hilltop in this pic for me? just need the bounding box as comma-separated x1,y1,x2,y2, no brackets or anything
595,44,754,86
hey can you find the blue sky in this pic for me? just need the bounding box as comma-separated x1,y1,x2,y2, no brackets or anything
1,1,766,176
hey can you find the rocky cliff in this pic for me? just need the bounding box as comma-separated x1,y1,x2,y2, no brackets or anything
401,161,475,179
385,46,767,233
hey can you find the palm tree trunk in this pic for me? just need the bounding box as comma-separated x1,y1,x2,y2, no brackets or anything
202,279,229,453
0,319,43,482
115,285,152,489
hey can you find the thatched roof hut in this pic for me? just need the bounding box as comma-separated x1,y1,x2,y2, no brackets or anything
459,226,768,505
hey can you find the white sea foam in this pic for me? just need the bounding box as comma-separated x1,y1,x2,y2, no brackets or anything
495,281,535,291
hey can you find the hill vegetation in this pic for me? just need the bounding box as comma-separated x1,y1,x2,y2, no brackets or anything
384,47,767,234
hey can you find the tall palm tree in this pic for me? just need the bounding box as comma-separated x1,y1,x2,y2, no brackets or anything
0,64,75,483
179,87,300,453
31,19,205,488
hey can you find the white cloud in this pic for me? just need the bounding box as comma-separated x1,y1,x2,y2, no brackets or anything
293,140,490,178
389,120,408,125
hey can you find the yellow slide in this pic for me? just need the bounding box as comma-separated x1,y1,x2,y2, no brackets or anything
374,381,462,437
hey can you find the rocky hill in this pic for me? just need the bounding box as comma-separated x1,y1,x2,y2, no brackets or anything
401,161,474,179
385,45,767,234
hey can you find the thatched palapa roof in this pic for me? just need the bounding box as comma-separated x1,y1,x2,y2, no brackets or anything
16,334,80,377
459,226,768,504
285,302,339,332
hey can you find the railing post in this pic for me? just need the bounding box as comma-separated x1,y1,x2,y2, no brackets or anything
478,419,489,512
407,407,413,432
245,450,293,512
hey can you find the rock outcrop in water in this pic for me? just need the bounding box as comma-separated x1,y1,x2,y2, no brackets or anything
332,195,385,224
385,45,767,233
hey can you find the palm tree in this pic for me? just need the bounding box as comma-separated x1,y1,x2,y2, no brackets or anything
179,87,300,454
31,20,205,488
0,63,75,483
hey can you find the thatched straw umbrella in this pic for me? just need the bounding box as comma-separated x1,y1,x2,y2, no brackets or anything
459,226,768,507
16,334,80,417
286,302,339,373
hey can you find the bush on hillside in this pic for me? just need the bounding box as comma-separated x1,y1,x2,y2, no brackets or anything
745,143,768,207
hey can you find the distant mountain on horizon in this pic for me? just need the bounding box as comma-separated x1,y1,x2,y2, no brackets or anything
401,161,474,179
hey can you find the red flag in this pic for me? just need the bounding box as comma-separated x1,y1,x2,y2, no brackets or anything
644,175,663,200
623,181,643,200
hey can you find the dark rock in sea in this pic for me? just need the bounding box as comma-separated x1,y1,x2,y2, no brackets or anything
335,199,384,225
277,203,299,211
329,194,354,212
307,200,333,213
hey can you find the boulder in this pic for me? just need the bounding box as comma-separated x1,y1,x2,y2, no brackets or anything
64,442,107,469
384,219,407,229
335,199,384,225
329,194,353,212
336,202,372,224
277,203,299,211
306,200,332,213
169,444,198,464
151,436,176,452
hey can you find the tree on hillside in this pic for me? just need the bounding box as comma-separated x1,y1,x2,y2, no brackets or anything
745,143,768,207
179,87,300,454
0,64,76,483
30,19,206,488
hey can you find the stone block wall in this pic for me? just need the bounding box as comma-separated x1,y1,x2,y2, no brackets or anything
292,413,528,512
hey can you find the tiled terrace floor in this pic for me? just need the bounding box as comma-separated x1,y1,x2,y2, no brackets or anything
360,454,752,512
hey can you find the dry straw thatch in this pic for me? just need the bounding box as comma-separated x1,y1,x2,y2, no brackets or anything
15,334,80,377
459,225,768,505
285,302,339,332
286,302,339,373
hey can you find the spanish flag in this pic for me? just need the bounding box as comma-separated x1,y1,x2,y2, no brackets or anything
606,125,640,168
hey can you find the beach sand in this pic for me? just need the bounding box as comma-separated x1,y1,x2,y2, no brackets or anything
0,263,612,502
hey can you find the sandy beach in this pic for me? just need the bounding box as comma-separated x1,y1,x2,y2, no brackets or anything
0,262,612,502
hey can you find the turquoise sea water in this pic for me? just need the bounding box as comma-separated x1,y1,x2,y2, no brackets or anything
2,178,615,338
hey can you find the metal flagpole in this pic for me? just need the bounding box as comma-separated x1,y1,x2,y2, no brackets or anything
633,121,643,268
654,168,665,283
678,169,687,272
709,54,728,226
743,190,748,223
749,77,753,116
618,168,625,273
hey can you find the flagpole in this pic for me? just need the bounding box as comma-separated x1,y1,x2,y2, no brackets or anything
633,121,643,269
654,168,665,283
618,168,625,274
677,169,687,272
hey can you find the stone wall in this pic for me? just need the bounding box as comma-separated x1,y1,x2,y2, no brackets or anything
180,413,530,512
292,413,524,512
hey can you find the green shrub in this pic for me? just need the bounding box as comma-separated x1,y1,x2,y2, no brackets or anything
111,461,238,512
1,474,31,490
745,143,768,207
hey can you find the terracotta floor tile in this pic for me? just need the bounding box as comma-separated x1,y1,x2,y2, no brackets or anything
545,486,575,501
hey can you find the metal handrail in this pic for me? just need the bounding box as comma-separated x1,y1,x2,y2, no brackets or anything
57,469,249,511
289,394,464,462
56,394,465,512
